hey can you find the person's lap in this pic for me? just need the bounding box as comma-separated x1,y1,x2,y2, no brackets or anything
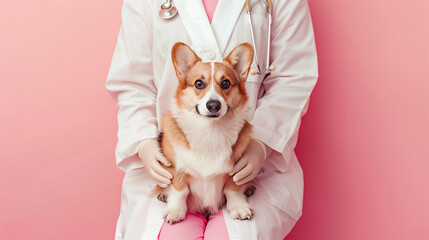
116,168,296,240
158,210,229,240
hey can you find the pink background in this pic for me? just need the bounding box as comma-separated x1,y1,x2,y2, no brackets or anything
1,0,428,239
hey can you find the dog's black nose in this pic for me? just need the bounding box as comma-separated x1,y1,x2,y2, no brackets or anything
206,100,221,113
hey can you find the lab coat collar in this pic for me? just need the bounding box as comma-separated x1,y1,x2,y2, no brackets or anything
211,0,246,56
174,0,246,61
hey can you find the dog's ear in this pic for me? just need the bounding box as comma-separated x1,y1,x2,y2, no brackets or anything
224,43,254,82
172,43,201,82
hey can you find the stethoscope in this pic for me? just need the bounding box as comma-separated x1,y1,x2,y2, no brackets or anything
159,0,275,76
159,0,178,19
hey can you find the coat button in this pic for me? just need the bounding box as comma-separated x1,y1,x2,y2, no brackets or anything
206,51,217,61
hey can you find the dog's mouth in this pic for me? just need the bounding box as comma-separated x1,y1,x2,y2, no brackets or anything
195,104,228,119
195,105,201,115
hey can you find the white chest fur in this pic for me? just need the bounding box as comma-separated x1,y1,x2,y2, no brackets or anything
170,107,246,213
172,109,245,177
187,174,226,213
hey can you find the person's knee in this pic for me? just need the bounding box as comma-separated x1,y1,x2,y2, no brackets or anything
205,210,229,240
158,211,207,240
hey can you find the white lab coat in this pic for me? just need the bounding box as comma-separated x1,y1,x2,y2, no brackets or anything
105,0,318,239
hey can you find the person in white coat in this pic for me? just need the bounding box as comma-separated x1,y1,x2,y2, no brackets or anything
105,0,318,239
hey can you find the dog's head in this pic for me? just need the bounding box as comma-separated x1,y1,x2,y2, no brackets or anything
171,42,254,120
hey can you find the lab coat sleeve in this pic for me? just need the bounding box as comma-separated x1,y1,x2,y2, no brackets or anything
250,0,318,171
105,0,158,172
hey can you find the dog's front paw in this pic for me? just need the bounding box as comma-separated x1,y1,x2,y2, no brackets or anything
163,207,186,224
228,205,254,220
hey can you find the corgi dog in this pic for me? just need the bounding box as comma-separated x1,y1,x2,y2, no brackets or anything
153,42,255,224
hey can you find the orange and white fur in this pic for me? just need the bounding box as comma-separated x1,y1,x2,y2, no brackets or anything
153,42,255,224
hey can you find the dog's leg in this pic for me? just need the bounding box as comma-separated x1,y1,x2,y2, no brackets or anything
163,185,189,224
163,171,191,224
224,178,254,220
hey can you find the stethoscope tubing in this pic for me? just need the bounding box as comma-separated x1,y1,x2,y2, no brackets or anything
246,0,274,76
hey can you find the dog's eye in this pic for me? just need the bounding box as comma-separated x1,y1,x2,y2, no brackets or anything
220,79,231,90
194,80,205,89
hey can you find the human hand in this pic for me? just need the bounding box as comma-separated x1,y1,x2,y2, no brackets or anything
229,140,267,185
138,139,173,188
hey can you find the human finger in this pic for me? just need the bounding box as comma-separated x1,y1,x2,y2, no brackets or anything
149,168,171,185
156,152,171,167
235,172,256,185
152,160,173,180
233,164,252,183
229,156,248,176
